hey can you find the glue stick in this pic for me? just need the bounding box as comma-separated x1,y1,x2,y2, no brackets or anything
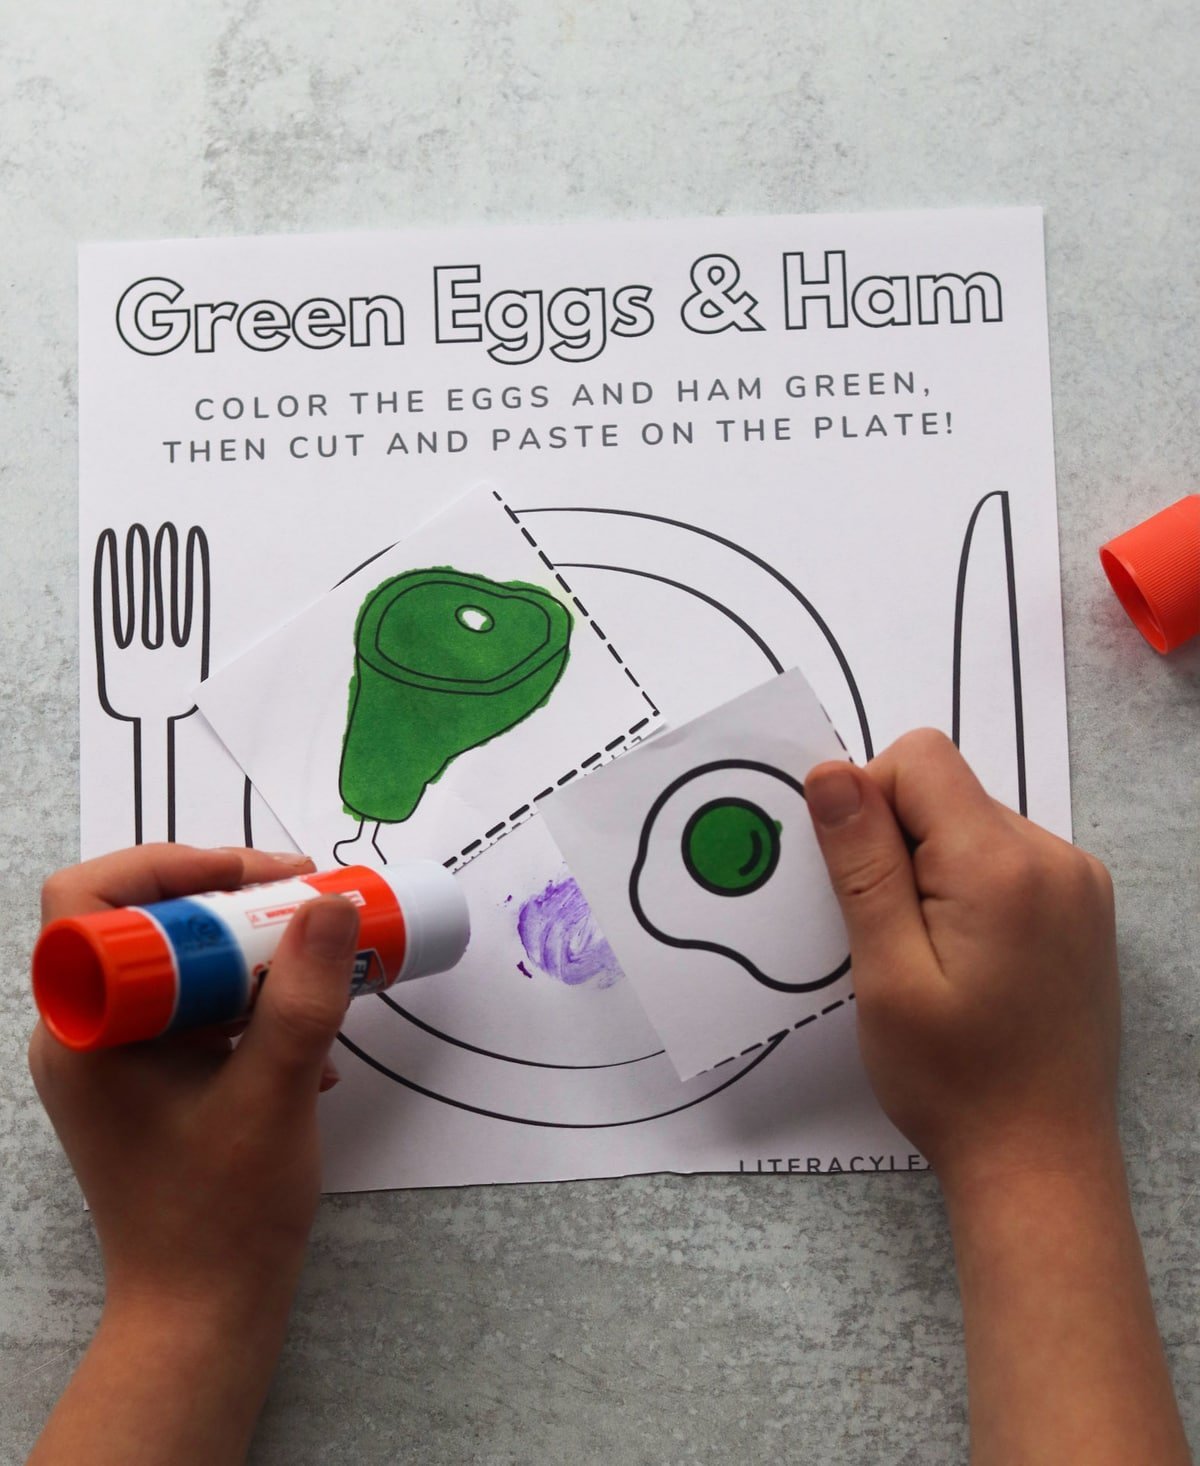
32,863,469,1052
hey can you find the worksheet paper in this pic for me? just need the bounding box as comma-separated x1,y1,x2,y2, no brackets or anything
78,207,1069,1190
542,670,852,1080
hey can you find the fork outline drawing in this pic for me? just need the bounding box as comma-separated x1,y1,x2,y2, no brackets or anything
93,523,211,844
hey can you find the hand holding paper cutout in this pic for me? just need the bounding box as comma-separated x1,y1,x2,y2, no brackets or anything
804,728,1119,1188
806,731,1191,1466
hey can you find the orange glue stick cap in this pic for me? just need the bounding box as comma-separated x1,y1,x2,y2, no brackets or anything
1099,494,1200,653
33,907,177,1051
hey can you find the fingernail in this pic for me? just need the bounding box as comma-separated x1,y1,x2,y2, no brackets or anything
806,768,863,827
301,899,359,959
268,851,313,866
319,1058,342,1093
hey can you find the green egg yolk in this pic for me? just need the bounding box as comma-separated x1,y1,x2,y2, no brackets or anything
681,798,781,896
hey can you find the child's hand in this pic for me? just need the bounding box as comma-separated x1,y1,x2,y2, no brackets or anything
805,733,1191,1465
804,729,1119,1195
28,844,357,1341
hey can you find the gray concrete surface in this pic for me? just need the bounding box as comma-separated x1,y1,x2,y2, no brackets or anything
1,3,1196,1461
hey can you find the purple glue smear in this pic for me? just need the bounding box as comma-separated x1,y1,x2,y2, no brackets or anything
516,876,623,989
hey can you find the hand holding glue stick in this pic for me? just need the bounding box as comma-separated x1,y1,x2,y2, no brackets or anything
33,859,469,1051
24,843,466,1466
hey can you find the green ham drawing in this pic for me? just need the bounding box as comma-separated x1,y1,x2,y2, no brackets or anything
339,568,572,824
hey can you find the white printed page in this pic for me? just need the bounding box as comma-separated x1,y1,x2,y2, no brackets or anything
78,208,1065,1189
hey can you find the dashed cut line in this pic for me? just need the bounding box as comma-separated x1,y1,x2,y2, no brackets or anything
708,992,856,1070
440,493,663,872
493,490,659,717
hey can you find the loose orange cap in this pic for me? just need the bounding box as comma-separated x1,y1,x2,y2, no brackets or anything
1099,494,1200,653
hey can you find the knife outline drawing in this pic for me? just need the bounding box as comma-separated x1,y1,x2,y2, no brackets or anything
951,489,1027,816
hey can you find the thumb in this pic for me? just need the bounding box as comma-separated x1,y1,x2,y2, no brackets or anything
805,762,928,974
231,896,359,1101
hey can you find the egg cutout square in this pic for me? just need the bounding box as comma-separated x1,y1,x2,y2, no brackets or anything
542,669,852,1079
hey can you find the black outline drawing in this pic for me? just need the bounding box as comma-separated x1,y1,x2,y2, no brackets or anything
335,1027,786,1130
93,523,210,844
951,490,1027,816
377,990,664,1070
335,508,867,1125
680,797,781,897
559,563,785,674
520,506,874,761
242,777,255,847
630,760,851,995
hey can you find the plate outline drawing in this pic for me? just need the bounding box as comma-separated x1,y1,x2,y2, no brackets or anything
329,504,870,1127
525,505,875,762
336,1027,787,1130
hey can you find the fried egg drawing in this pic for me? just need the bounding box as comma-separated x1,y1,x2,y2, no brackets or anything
629,760,850,993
